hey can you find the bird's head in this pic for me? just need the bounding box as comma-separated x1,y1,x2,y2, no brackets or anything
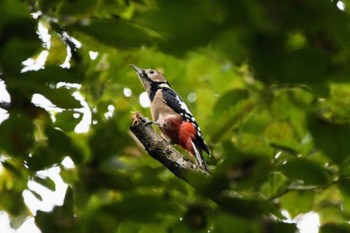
130,64,169,92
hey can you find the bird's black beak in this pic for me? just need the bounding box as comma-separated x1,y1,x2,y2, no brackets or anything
130,64,144,76
130,64,150,89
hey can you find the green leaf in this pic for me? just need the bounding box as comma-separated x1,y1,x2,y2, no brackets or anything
182,205,208,231
214,214,256,233
57,0,98,16
54,110,82,132
338,178,350,196
89,120,130,160
35,188,76,233
213,89,250,115
339,158,350,177
278,158,331,186
33,176,56,192
264,221,297,233
37,0,65,13
214,149,271,191
280,190,315,217
0,191,27,216
0,113,34,157
209,90,255,143
29,189,44,201
71,19,155,49
0,22,40,74
136,0,222,55
102,194,181,222
0,0,32,21
213,194,274,218
21,66,83,84
46,127,85,164
28,126,85,170
320,223,350,233
44,88,82,109
308,114,350,164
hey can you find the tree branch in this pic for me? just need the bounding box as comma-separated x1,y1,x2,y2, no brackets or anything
129,112,209,178
129,112,275,219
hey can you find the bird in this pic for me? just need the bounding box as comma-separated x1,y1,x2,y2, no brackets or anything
131,64,210,172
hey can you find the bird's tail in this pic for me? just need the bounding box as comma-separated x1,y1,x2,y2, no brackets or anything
192,141,209,173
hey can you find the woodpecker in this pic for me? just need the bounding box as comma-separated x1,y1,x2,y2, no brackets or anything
131,64,210,172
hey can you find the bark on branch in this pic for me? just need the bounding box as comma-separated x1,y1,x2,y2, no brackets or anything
129,112,209,179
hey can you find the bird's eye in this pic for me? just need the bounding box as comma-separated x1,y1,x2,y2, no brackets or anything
149,70,154,74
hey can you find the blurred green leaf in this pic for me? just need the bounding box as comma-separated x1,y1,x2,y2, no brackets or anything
214,213,257,233
54,110,82,132
89,119,130,160
21,66,83,84
71,19,155,49
46,127,86,164
264,221,297,233
40,87,82,109
57,0,98,17
230,198,274,218
338,178,350,197
0,191,27,216
0,0,31,22
182,204,208,231
339,158,350,177
28,126,85,170
214,149,271,192
308,114,350,163
33,176,56,192
0,113,34,157
280,190,315,217
213,89,250,115
278,158,331,186
35,188,76,233
37,0,65,14
320,223,350,233
102,194,181,222
0,11,40,74
29,189,44,201
136,0,221,55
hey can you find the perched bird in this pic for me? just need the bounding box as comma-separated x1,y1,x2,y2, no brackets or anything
131,64,210,172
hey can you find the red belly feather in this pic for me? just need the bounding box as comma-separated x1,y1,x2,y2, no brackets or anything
160,118,196,156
